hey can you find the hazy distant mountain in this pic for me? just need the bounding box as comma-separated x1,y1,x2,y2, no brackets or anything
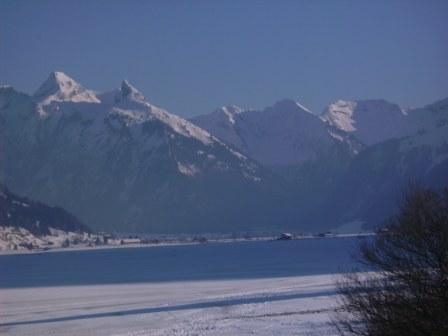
406,97,448,136
321,99,408,145
320,97,448,147
0,73,289,233
321,97,448,228
192,95,448,231
191,99,360,166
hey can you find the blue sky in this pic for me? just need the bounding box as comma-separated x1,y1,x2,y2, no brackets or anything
1,0,447,117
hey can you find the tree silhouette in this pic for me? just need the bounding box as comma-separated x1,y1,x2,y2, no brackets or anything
334,186,448,336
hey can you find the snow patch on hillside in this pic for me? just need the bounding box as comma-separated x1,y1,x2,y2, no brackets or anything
220,105,244,124
322,100,357,132
177,162,200,176
322,99,409,145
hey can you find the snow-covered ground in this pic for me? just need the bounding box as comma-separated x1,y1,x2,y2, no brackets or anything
0,274,340,336
0,238,359,335
0,225,371,255
0,226,107,252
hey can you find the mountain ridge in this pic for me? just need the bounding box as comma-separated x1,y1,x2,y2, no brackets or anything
191,98,358,166
1,72,287,234
2,71,447,233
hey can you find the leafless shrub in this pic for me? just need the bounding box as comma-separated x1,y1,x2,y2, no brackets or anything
334,186,448,336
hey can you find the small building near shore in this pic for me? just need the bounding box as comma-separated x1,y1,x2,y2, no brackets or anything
277,233,293,240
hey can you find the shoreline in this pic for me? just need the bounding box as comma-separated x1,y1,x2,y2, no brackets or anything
0,233,373,256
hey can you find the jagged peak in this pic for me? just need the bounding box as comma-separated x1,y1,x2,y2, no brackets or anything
51,71,75,84
326,99,404,112
34,72,79,98
33,71,99,107
323,99,405,119
116,79,145,102
322,98,408,141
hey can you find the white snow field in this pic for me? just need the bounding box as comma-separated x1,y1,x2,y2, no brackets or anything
0,275,340,336
0,238,359,335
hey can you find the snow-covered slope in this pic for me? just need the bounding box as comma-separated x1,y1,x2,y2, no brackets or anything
33,73,216,147
320,97,448,148
191,99,357,166
34,72,100,115
320,97,448,229
191,105,246,149
321,99,408,145
1,73,285,233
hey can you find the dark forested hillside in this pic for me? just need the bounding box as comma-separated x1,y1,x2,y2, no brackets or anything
0,184,91,235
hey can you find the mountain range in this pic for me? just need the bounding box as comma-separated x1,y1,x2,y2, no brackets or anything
1,72,447,233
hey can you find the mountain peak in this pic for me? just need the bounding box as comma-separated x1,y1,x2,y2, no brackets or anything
212,105,244,124
34,72,79,98
322,99,407,145
33,71,99,108
51,71,75,84
272,99,313,114
118,79,145,102
215,105,243,114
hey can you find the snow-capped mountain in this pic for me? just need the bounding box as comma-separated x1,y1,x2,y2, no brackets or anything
321,99,408,145
319,97,448,228
191,105,246,150
1,73,287,233
191,94,448,230
321,97,448,146
34,71,100,115
191,99,358,166
1,71,447,234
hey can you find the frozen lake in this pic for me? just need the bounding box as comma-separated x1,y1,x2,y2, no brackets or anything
0,237,361,335
0,237,358,287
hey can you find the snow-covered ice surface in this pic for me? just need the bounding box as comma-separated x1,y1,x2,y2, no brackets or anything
0,275,340,336
0,238,359,335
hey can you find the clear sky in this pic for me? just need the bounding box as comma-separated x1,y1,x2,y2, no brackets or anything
1,0,447,117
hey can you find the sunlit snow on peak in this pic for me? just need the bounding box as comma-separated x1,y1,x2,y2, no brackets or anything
33,71,100,115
